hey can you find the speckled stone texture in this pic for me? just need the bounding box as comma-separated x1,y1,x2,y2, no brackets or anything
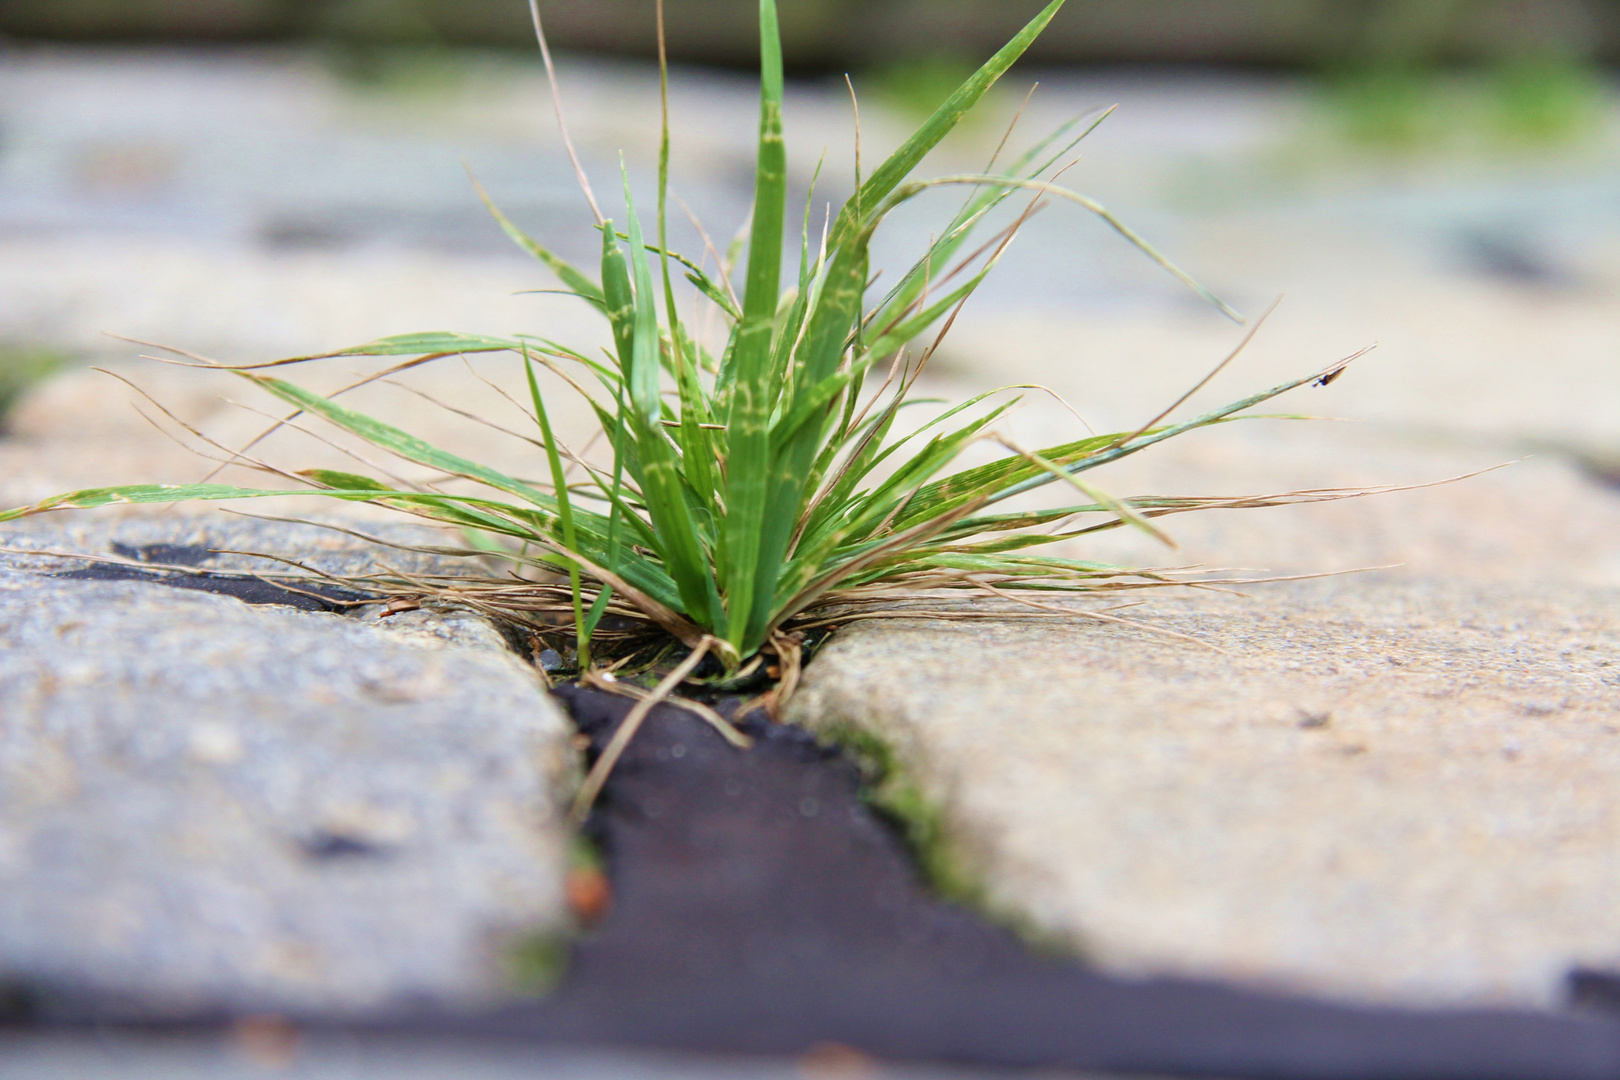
788,579,1620,1010
0,518,575,1016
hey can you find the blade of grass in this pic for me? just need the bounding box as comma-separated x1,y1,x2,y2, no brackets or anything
866,109,1113,341
989,434,1175,547
650,2,720,517
526,0,604,224
720,0,789,653
468,169,606,311
233,371,557,508
741,204,874,650
524,346,592,668
990,350,1372,505
828,0,1067,251
621,171,724,632
907,174,1241,320
570,637,716,823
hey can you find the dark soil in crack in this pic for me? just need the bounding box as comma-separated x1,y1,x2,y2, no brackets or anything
51,544,372,611
437,687,1620,1080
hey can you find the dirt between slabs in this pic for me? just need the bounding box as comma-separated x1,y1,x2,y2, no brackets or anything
10,565,1620,1079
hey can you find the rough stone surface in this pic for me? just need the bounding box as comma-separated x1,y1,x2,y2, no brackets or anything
788,578,1620,1010
0,518,575,1016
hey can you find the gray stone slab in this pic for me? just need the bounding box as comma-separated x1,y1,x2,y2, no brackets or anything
0,517,575,1015
788,578,1620,1010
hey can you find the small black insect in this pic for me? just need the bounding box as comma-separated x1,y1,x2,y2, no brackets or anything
1313,367,1346,388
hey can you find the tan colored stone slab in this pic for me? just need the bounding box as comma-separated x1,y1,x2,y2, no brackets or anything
788,578,1620,1009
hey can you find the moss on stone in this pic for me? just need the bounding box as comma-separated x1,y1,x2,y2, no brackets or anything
814,715,1078,958
818,720,984,909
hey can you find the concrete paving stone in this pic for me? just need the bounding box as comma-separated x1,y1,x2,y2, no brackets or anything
0,517,576,1016
788,578,1620,1009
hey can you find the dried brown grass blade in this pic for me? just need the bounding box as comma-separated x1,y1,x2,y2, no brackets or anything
570,637,716,823
581,674,753,750
527,0,603,225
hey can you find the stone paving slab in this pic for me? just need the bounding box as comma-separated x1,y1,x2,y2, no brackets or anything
788,578,1620,1009
0,518,575,1016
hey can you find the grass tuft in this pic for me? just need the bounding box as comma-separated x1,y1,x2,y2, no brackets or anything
1,0,1385,681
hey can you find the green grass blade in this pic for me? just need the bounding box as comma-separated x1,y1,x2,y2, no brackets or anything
829,0,1066,249
920,174,1240,320
296,468,665,590
867,109,1109,331
828,406,1015,546
621,175,724,631
620,177,663,425
599,220,637,372
897,429,1124,526
735,218,872,649
719,0,789,652
684,270,741,322
769,368,857,452
468,171,606,310
767,284,811,391
0,473,696,624
580,584,616,638
650,41,719,515
735,0,788,363
865,268,992,361
804,393,1021,552
299,333,523,361
772,493,991,631
235,371,556,508
672,324,719,510
315,482,687,614
1002,439,1174,547
524,347,592,667
0,483,359,521
990,361,1350,504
